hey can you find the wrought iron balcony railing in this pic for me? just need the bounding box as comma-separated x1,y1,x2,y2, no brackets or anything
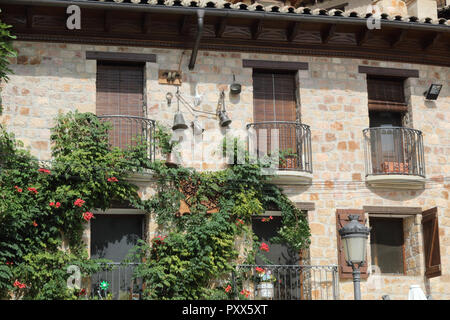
97,115,156,162
363,127,425,177
91,263,142,300
246,121,312,173
232,265,339,300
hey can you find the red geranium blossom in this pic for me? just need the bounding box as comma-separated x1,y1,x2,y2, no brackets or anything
225,285,232,293
13,280,26,289
28,187,38,194
240,289,251,298
260,242,269,252
32,221,38,227
82,212,94,221
107,177,118,183
49,202,55,207
38,168,51,174
235,219,244,226
74,199,85,207
255,267,264,274
14,186,23,193
55,202,61,208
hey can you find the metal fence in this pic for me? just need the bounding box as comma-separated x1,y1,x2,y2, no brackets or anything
232,265,339,300
363,127,425,177
97,115,156,162
247,121,312,173
90,263,142,300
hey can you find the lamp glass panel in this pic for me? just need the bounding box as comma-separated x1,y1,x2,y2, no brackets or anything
343,236,366,263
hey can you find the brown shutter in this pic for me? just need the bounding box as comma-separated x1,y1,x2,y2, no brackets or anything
422,207,441,278
253,71,297,123
252,71,298,168
96,63,144,117
367,76,408,112
336,209,369,279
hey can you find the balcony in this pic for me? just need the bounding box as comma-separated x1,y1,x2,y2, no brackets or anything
232,265,339,300
97,115,156,181
89,263,339,300
247,121,313,185
363,127,426,189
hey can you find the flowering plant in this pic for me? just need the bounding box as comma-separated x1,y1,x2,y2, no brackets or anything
255,267,276,283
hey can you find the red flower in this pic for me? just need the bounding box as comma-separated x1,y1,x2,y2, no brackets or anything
74,199,85,207
225,285,232,293
13,280,26,289
55,202,61,208
38,168,51,174
260,242,269,252
32,221,38,227
14,186,22,193
82,212,94,221
235,219,244,226
78,288,86,296
28,187,38,194
107,177,118,183
6,261,13,266
240,289,250,298
255,267,264,274
49,202,55,207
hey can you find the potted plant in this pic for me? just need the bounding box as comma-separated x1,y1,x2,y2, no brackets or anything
279,148,298,170
255,267,276,299
154,123,180,168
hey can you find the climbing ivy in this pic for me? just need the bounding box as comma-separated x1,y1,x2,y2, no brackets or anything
0,13,16,114
0,111,147,299
129,137,311,300
0,111,310,300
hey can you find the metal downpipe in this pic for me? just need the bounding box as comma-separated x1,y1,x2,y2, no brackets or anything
188,9,205,70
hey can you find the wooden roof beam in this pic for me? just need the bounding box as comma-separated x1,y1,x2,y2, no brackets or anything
287,21,302,42
179,15,191,36
321,24,336,44
390,29,407,48
252,19,264,41
25,6,33,29
356,27,371,46
422,32,441,51
215,17,227,38
104,11,112,33
142,13,152,34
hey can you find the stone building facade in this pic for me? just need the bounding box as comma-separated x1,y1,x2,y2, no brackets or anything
1,40,448,300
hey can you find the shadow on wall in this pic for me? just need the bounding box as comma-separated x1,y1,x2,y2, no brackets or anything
366,185,425,201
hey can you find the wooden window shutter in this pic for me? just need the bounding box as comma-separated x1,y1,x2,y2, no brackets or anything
96,63,145,150
336,209,369,279
253,71,297,123
367,76,408,112
96,63,144,117
422,207,441,278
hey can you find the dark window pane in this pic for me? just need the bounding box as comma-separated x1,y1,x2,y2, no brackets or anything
91,214,143,262
369,111,403,128
370,217,404,274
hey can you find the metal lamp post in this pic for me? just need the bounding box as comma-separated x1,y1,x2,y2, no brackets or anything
338,215,371,300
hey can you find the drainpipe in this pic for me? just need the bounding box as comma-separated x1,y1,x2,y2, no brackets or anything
188,9,204,71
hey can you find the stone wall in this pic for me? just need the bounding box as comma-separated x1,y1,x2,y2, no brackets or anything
1,41,449,300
